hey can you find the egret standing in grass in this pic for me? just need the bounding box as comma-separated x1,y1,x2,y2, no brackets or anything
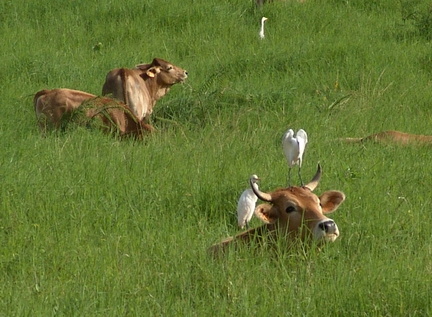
259,17,268,39
282,128,308,186
237,175,259,229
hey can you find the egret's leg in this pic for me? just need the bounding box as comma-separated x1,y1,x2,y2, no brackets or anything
298,167,304,186
287,168,292,187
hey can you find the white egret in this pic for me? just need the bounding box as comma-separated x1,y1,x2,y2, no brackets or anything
237,175,259,229
282,128,308,186
259,17,268,39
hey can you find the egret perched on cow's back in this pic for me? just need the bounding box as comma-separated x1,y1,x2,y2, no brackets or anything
282,128,308,186
259,17,268,39
237,175,260,229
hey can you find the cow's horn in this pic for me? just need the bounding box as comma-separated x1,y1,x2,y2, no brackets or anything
304,164,322,191
250,177,272,202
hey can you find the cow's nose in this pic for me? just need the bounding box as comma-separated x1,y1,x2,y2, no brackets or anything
318,220,336,233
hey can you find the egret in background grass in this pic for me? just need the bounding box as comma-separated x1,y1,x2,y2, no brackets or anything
237,175,259,229
259,17,268,39
282,128,308,186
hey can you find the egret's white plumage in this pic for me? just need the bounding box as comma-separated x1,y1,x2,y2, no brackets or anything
282,128,308,185
259,17,268,39
237,175,259,229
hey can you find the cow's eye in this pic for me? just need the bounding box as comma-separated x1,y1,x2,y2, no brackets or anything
285,206,296,213
167,66,173,71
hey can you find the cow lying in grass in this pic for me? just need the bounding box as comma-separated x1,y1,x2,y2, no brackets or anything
34,88,153,138
209,165,346,255
340,130,432,145
102,58,188,122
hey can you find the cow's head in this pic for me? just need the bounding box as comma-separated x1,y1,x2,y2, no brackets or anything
136,58,188,85
251,165,345,243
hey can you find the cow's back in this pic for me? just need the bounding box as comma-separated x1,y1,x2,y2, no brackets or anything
102,68,151,121
341,130,432,145
34,88,95,131
102,69,126,102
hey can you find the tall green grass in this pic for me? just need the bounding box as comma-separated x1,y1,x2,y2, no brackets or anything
2,0,432,315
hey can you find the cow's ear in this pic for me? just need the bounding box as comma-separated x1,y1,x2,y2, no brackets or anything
135,63,150,71
146,66,161,78
319,191,346,214
254,204,278,224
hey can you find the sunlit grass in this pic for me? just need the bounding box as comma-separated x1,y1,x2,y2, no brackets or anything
1,0,432,315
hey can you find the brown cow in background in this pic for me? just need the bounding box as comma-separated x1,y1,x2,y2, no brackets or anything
34,88,94,130
102,58,188,122
34,88,153,138
340,130,432,145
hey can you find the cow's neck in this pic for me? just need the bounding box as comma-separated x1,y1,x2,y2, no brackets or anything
234,223,277,243
144,78,172,105
214,223,277,251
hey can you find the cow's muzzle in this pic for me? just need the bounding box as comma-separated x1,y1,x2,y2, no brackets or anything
313,219,339,242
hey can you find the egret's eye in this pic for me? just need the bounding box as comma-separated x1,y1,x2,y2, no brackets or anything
285,206,296,213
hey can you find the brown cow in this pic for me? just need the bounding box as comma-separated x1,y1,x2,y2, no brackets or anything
76,97,154,138
341,130,432,145
34,88,153,138
101,58,188,122
34,88,94,130
209,165,346,255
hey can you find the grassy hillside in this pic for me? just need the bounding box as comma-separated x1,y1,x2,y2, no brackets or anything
1,0,432,315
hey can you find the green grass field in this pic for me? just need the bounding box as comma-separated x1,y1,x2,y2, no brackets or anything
2,0,432,315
